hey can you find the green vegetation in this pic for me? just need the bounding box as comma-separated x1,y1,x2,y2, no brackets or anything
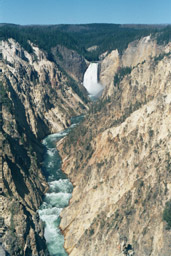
154,51,171,62
148,129,154,138
163,200,171,229
0,81,12,111
0,81,6,99
156,26,171,45
114,67,132,86
0,25,79,59
66,76,89,104
64,120,86,146
67,24,156,61
1,24,170,61
0,25,33,53
89,228,94,236
89,97,111,114
9,202,19,231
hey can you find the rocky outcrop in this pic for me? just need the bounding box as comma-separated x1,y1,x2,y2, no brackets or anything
121,35,162,67
59,49,171,255
99,36,171,97
51,45,88,82
1,39,89,255
99,49,120,95
1,89,49,255
2,39,89,138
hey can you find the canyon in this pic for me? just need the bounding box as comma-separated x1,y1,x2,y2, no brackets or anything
0,38,89,255
0,24,171,256
59,37,171,256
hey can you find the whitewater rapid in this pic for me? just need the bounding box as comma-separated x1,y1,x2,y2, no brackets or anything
38,62,101,255
38,117,82,256
83,63,103,97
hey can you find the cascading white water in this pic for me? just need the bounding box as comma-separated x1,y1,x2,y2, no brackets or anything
38,116,84,256
83,63,103,96
38,131,71,256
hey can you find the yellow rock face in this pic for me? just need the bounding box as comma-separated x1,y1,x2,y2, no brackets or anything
59,40,171,256
99,36,171,98
1,38,89,255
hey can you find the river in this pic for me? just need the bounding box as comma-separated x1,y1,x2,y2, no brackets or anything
38,62,102,255
38,116,83,256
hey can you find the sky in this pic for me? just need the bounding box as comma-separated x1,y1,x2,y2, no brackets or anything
0,0,171,25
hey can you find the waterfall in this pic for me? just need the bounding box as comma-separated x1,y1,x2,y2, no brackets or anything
83,63,103,96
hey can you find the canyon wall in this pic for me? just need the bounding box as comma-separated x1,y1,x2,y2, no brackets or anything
51,44,88,83
59,39,171,256
100,36,171,96
1,39,89,255
2,39,89,138
1,33,171,256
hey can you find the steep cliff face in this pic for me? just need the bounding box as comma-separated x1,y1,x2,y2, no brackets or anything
2,39,89,138
51,45,88,82
99,49,120,93
2,39,89,137
100,36,171,97
59,46,171,255
1,86,49,255
1,39,89,255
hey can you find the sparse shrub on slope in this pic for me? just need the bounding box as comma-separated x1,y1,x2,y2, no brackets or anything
114,66,132,86
163,201,171,229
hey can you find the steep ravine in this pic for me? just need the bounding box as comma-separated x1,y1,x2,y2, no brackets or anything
1,34,170,256
1,88,49,256
1,39,89,255
38,62,101,255
58,41,171,255
39,116,83,256
2,39,89,137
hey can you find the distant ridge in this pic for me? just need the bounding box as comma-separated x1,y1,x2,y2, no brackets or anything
0,23,170,61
